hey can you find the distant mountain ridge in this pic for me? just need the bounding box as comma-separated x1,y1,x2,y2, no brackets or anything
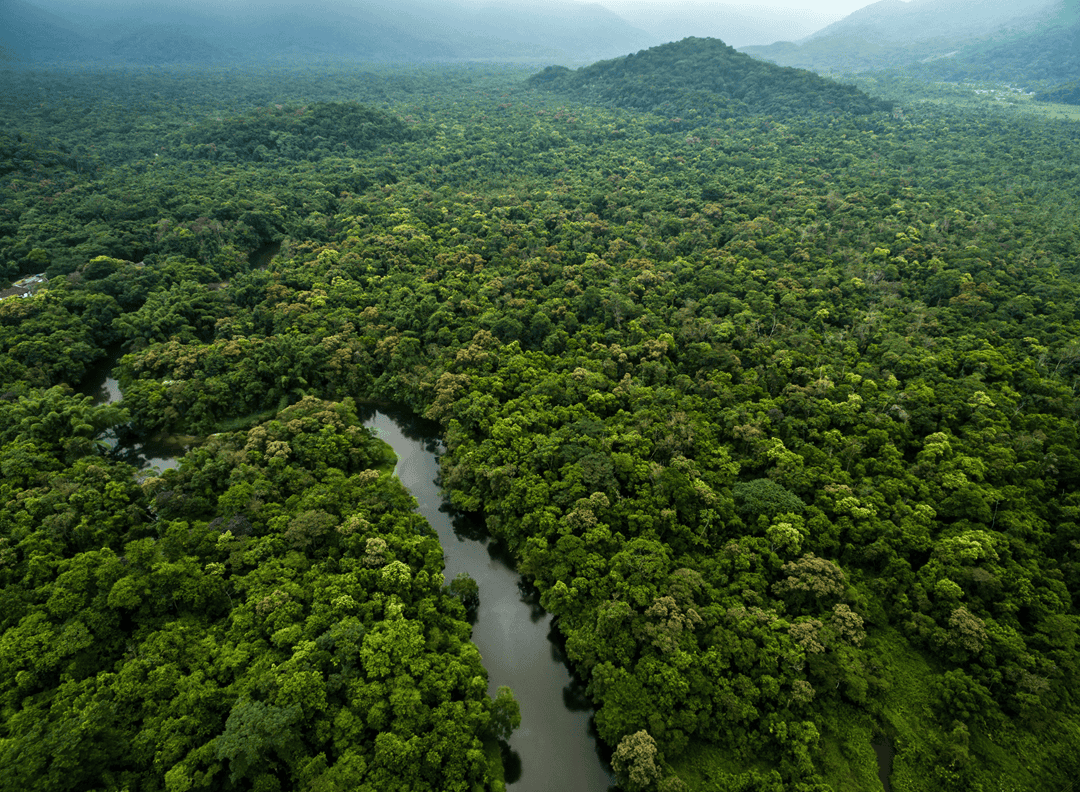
908,0,1080,87
741,0,1062,75
803,0,1054,45
598,1,843,49
528,37,893,121
7,0,1074,91
113,26,229,65
0,0,654,66
0,0,104,64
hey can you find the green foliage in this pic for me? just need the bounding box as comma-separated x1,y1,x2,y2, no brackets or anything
1,56,1080,792
1037,79,1080,105
216,699,302,783
0,396,512,791
449,572,481,622
180,102,423,164
733,479,805,522
488,686,521,742
613,730,662,791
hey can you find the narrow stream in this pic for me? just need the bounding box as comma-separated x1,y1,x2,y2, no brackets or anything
78,349,186,471
363,409,616,792
872,740,894,792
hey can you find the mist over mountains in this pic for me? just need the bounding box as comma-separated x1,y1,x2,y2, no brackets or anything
2,0,1078,94
1,0,845,66
0,0,620,64
742,0,1074,76
581,2,842,49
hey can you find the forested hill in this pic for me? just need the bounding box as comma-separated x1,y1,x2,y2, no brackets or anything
742,0,1078,87
909,7,1080,89
528,37,893,121
1038,79,1080,105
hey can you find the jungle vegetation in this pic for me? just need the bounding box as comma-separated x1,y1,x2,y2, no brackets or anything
2,37,1080,791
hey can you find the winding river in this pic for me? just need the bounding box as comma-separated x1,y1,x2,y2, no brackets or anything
78,353,897,790
78,357,899,790
362,408,616,792
80,353,615,790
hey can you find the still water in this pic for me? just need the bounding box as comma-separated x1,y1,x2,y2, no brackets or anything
363,409,616,792
78,349,187,472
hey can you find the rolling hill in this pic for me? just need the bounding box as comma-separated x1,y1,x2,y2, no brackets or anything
528,36,893,121
912,0,1080,87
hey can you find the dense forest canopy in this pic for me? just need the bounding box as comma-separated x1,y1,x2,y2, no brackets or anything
2,44,1080,792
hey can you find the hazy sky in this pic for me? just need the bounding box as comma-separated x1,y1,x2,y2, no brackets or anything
603,0,895,8
23,0,904,49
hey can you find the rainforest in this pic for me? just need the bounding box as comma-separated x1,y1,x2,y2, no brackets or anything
2,33,1080,792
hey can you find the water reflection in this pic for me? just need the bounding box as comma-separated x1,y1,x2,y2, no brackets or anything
500,742,523,785
563,674,595,713
83,374,123,406
111,431,187,473
77,351,185,473
517,579,548,624
77,344,124,405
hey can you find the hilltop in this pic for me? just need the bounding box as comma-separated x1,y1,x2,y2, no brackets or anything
528,37,893,121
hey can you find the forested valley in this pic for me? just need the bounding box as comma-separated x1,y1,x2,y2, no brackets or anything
2,39,1080,792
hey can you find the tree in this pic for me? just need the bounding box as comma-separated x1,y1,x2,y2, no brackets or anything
734,479,805,524
489,686,521,741
612,730,662,792
215,699,302,783
772,553,846,610
449,572,480,622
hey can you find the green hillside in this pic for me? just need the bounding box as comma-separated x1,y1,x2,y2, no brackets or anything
112,27,228,65
1037,79,1080,104
741,0,1076,86
1,55,1080,792
916,16,1080,87
528,37,892,121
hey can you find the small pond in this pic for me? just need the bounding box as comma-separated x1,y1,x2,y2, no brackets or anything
872,739,893,792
